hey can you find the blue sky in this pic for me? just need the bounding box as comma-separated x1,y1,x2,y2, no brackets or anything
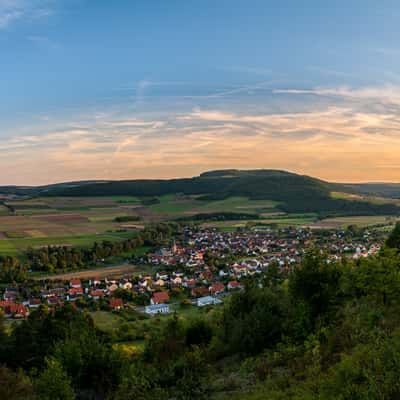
1,0,400,184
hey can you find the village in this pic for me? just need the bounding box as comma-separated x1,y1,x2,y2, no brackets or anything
0,226,383,320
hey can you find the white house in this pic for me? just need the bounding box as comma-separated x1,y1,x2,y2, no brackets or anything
196,296,222,307
145,303,170,315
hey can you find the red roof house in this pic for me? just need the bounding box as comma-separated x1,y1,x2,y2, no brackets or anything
70,279,82,288
151,291,170,305
109,298,123,310
0,301,29,318
191,286,210,298
227,281,242,290
209,282,225,295
90,290,105,299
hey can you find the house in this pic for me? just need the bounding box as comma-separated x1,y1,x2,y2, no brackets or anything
209,282,225,295
28,298,42,308
191,286,210,298
201,270,213,282
183,278,196,288
119,280,133,290
107,283,119,293
90,289,105,299
171,276,183,286
151,291,170,305
90,278,101,286
109,298,123,310
4,288,18,301
156,271,169,280
196,296,222,307
70,279,82,288
0,301,29,318
69,287,83,296
47,297,62,307
154,279,165,287
227,281,242,290
145,303,170,315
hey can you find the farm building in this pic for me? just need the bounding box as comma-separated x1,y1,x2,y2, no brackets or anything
196,296,222,307
145,304,170,315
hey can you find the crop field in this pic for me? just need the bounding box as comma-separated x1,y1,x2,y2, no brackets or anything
0,204,10,216
2,193,398,256
0,195,281,255
0,196,147,255
311,215,400,229
0,231,137,256
149,195,280,216
331,191,400,206
35,261,152,281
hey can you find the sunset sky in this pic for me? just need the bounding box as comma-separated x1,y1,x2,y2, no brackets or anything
1,0,400,185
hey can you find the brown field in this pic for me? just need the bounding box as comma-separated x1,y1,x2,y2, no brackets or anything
36,264,142,281
32,213,89,224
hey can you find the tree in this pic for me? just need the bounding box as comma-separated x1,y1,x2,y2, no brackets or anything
386,222,400,250
114,364,163,400
289,250,342,322
0,366,35,400
35,358,74,400
215,284,287,355
350,248,400,305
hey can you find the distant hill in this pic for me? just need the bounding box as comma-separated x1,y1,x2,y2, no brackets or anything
2,169,399,217
343,183,400,199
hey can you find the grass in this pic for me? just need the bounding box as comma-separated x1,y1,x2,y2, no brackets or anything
0,231,138,256
201,213,318,229
0,204,10,215
90,311,123,334
315,215,400,229
331,191,400,206
150,195,280,215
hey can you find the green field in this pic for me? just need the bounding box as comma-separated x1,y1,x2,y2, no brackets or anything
2,193,398,256
0,231,137,256
331,191,400,206
150,195,280,215
312,215,400,229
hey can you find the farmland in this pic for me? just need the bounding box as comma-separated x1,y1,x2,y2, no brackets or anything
36,262,152,281
1,192,399,256
0,194,282,255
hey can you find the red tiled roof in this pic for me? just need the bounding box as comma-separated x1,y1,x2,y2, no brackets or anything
109,298,123,309
90,290,104,297
191,286,209,297
152,291,170,304
0,301,28,317
69,287,83,296
210,282,225,294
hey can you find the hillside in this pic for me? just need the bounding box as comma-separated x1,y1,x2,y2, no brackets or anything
13,169,399,217
1,170,400,216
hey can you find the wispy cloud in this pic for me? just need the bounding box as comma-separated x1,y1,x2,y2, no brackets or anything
3,83,400,185
0,0,55,30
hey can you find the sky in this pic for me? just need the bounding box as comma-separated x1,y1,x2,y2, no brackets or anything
1,0,400,185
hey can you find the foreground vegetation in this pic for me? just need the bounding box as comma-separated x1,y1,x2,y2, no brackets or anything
1,224,400,399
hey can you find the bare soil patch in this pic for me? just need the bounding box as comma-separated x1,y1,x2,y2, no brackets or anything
32,213,89,224
36,264,139,281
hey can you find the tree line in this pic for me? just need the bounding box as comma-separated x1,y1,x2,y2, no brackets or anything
1,223,400,399
0,222,182,280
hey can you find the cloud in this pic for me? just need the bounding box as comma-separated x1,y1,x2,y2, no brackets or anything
3,83,400,184
0,0,55,30
273,85,400,104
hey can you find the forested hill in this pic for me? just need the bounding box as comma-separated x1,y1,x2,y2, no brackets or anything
34,170,400,216
2,169,400,216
